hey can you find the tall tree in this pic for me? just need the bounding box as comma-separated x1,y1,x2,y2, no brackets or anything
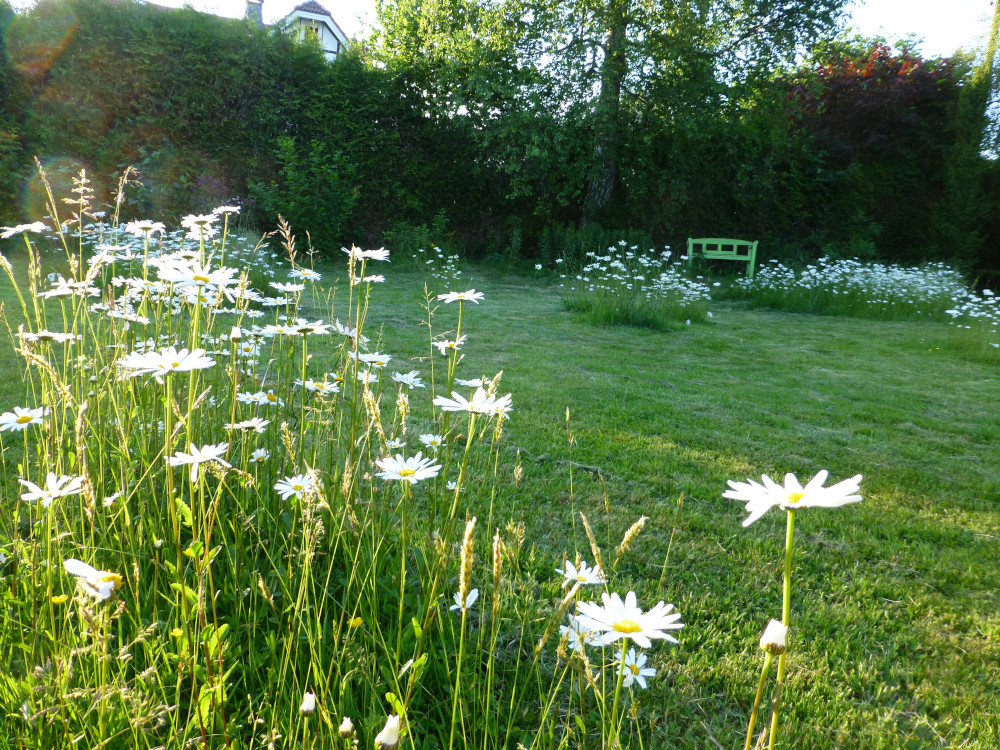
374,0,851,226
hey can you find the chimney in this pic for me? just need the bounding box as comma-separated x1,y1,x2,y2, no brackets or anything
246,0,263,29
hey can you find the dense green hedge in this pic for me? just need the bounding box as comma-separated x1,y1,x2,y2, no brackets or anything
0,0,490,249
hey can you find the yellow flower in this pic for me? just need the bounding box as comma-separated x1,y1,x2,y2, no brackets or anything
348,616,363,628
51,594,69,604
170,627,184,638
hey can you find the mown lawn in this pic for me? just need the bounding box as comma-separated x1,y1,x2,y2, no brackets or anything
362,267,1000,749
1,255,997,748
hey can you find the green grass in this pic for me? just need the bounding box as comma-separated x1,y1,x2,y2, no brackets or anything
1,247,997,748
361,270,1000,749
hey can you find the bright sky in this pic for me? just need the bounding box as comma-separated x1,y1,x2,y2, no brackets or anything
7,0,995,58
846,0,992,57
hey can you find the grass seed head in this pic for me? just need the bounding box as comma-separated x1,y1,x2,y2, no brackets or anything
579,512,605,575
615,515,649,566
460,516,477,604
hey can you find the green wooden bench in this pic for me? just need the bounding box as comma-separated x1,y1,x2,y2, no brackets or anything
686,238,758,279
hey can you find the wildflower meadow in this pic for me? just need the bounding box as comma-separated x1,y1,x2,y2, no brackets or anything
0,169,997,750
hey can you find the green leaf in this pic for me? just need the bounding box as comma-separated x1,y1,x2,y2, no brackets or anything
170,582,198,608
176,497,194,529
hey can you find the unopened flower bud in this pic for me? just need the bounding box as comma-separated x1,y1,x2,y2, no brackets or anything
299,691,316,716
374,714,400,749
759,619,788,655
338,716,354,738
230,325,242,342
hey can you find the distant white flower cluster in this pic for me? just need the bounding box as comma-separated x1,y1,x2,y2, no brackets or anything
735,258,1000,345
414,245,462,287
561,244,713,313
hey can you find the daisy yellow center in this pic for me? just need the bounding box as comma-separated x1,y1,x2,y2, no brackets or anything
576,574,587,581
399,468,416,477
629,664,640,675
787,491,805,504
193,275,210,283
171,361,181,368
16,415,33,424
267,393,277,402
292,484,303,491
98,572,123,587
613,619,642,634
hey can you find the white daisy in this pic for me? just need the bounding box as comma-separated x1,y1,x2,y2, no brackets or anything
722,470,863,527
616,647,656,689
180,214,216,232
167,443,231,482
19,330,78,344
555,559,606,588
433,335,467,355
270,281,305,294
157,260,237,291
575,591,683,648
433,387,512,415
1,221,48,239
63,558,122,601
0,406,46,431
275,473,314,500
437,289,484,304
358,352,391,368
118,346,215,382
449,588,479,612
19,473,84,507
361,247,390,261
392,370,425,389
297,378,340,395
375,452,442,484
560,616,601,654
419,433,444,449
292,319,332,336
224,417,270,433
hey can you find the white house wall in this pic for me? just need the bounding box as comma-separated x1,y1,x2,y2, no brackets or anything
288,11,349,62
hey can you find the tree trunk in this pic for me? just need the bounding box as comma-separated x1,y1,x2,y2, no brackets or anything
581,0,628,227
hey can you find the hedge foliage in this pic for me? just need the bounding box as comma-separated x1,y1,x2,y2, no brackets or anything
0,0,996,265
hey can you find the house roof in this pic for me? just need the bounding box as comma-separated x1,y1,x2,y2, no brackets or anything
291,1,333,17
284,0,349,49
